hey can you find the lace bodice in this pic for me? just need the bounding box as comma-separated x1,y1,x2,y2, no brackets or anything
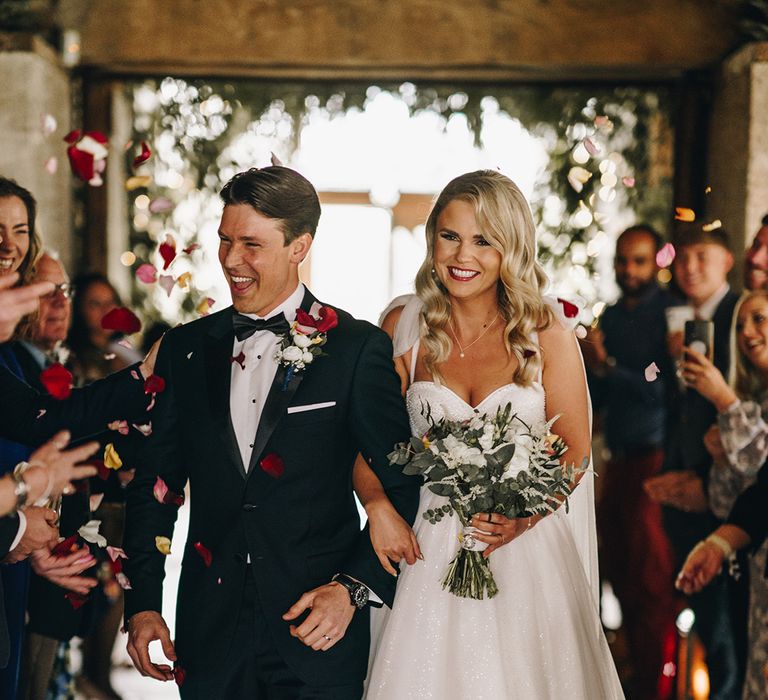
406,380,546,437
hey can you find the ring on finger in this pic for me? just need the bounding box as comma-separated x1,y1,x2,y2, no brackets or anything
323,634,332,641
487,513,493,523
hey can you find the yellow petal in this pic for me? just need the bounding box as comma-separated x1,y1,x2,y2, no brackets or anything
103,443,123,470
155,536,172,555
196,298,210,316
674,207,696,222
125,175,152,191
177,271,192,289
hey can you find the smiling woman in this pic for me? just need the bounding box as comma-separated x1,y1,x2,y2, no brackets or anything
0,178,42,287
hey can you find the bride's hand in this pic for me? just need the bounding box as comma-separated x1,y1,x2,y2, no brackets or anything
366,499,422,576
471,512,543,558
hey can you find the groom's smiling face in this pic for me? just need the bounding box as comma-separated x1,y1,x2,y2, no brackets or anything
218,204,311,316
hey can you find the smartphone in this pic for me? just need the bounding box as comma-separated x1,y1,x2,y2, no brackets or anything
684,319,714,361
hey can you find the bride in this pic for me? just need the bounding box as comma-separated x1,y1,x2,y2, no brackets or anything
353,170,624,699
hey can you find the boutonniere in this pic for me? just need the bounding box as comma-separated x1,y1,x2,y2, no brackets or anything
275,303,339,388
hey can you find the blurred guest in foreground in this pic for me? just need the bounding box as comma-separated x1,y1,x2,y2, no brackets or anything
744,214,768,291
677,288,768,699
581,224,678,700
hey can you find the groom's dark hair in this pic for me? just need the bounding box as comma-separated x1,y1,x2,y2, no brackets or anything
220,166,321,244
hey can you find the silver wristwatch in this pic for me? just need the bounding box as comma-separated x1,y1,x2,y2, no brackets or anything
11,462,30,510
332,573,369,609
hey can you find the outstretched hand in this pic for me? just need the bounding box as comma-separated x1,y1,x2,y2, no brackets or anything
126,611,176,681
676,540,724,595
283,582,354,652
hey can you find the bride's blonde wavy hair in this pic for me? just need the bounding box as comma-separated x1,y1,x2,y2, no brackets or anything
415,170,552,386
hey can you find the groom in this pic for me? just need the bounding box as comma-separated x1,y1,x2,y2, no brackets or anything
123,166,420,699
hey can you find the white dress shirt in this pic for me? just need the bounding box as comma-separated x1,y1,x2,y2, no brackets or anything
229,283,305,470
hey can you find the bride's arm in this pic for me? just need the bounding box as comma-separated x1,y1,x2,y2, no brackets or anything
353,306,422,574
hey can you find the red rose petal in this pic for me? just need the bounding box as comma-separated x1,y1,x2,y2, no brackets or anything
63,129,81,144
557,298,579,319
314,306,339,333
260,453,285,479
65,591,89,609
173,666,186,687
230,351,246,370
182,243,200,254
52,534,80,557
143,374,166,395
159,241,176,270
40,363,73,400
66,144,95,182
194,541,213,567
295,308,317,330
101,307,141,335
132,141,151,169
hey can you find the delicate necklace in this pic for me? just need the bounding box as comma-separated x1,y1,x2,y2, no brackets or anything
448,312,500,358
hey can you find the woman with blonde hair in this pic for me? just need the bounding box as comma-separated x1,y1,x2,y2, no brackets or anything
358,170,623,698
677,288,768,699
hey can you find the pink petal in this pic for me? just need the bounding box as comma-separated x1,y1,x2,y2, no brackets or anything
89,493,105,511
130,370,140,380
583,138,600,156
153,476,169,504
107,419,129,435
655,243,676,268
645,362,660,382
36,409,46,419
149,197,174,214
132,422,153,436
44,156,58,175
158,275,175,297
116,572,132,590
622,176,635,187
106,546,127,562
136,263,158,284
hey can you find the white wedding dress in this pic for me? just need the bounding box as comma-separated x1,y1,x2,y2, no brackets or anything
365,296,624,700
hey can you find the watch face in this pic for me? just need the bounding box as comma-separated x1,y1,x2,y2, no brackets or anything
352,585,369,608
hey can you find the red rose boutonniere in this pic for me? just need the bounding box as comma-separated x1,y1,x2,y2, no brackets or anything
275,303,338,389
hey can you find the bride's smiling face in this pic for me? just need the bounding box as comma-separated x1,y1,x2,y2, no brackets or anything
434,199,502,301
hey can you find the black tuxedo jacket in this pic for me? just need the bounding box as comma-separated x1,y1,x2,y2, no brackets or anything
123,291,420,689
663,289,740,561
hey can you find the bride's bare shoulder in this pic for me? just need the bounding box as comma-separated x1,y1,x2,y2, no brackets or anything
380,305,405,341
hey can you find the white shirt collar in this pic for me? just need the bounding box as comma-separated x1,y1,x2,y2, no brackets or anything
240,283,305,323
694,282,730,321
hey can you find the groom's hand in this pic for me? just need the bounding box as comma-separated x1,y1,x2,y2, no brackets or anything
126,611,176,681
283,583,354,651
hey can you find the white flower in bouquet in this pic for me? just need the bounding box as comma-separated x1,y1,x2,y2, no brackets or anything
282,345,303,363
302,350,314,364
293,333,312,348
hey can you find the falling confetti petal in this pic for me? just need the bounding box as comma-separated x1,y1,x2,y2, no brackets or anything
260,453,285,479
155,536,172,555
64,130,108,186
136,263,157,284
52,534,80,557
107,546,127,562
103,443,123,470
125,175,152,191
132,140,151,169
79,519,107,548
132,422,153,436
40,363,73,400
270,152,284,166
575,325,587,339
567,166,592,193
182,243,200,254
158,275,175,297
173,666,186,687
65,592,89,609
177,271,192,289
101,307,141,334
89,493,105,511
36,409,46,419
702,219,722,232
144,374,166,395
231,351,246,370
116,572,132,590
153,476,184,506
103,353,116,360
196,297,215,316
645,362,661,382
583,138,600,156
557,298,579,319
621,176,635,187
675,207,696,222
194,542,213,567
656,242,676,268
186,352,193,359
41,113,57,135
159,237,176,270
149,197,174,214
130,370,140,380
44,156,58,174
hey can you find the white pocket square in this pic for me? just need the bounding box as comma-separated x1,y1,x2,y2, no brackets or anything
286,401,336,414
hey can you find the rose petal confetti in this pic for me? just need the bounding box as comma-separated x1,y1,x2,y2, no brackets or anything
149,197,174,214
182,243,200,254
103,353,116,360
41,113,57,136
158,275,175,297
107,546,127,562
44,156,58,175
144,374,166,395
89,493,105,512
89,459,110,481
132,141,151,169
108,419,129,435
101,307,141,334
132,422,153,436
65,592,89,609
130,370,140,380
583,138,600,156
118,338,134,350
155,536,172,555
52,534,80,557
146,395,156,412
567,166,592,193
153,476,184,506
703,219,722,232
64,130,108,186
115,572,132,590
196,297,215,316
36,409,46,419
186,352,193,359
173,666,186,687
622,176,635,187
645,362,661,382
103,443,123,470
177,272,192,289
159,237,176,270
260,453,285,479
136,263,157,284
557,298,579,319
79,520,107,548
575,325,587,339
270,152,284,166
125,175,152,191
655,242,676,268
230,351,246,370
675,207,696,222
194,541,213,567
40,363,73,400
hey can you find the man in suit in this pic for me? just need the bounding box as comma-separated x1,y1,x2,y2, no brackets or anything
645,222,741,699
744,213,768,291
123,166,420,699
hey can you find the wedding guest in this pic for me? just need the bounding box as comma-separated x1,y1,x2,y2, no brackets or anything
676,288,768,698
0,272,53,342
645,222,742,699
744,214,768,291
581,224,678,700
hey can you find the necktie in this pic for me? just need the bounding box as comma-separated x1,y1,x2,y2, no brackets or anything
232,312,290,341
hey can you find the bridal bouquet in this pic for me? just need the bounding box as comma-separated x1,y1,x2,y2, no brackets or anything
389,403,588,600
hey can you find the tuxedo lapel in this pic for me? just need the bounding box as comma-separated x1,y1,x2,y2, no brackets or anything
246,289,318,476
203,311,247,479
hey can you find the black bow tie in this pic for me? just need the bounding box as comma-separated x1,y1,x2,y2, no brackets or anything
232,312,290,341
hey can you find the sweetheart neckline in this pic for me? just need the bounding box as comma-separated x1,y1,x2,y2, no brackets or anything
407,380,542,412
